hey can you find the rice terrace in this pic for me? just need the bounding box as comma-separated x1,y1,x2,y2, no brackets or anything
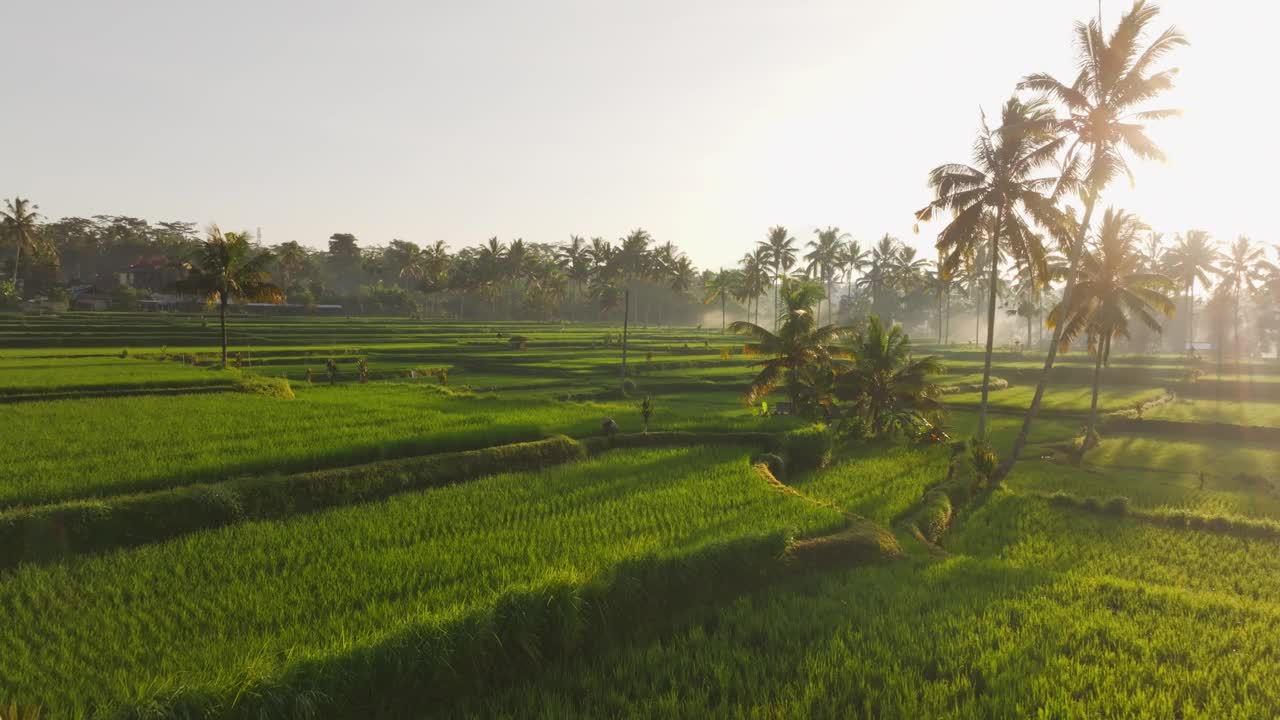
4,1,1280,718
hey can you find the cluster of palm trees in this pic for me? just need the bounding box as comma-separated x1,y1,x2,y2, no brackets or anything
729,279,943,438
916,0,1205,477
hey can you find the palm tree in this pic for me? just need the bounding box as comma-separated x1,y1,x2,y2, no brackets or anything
858,236,901,323
179,226,283,367
557,235,592,316
1,197,44,288
835,315,944,437
758,226,797,330
1003,0,1187,479
1216,236,1275,361
703,268,738,333
1162,230,1219,353
1048,208,1175,452
806,227,846,325
729,279,853,408
840,238,868,318
916,96,1064,440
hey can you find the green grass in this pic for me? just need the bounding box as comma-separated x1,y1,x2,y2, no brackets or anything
0,383,791,508
945,383,1166,413
433,485,1280,719
0,447,843,715
1145,398,1280,427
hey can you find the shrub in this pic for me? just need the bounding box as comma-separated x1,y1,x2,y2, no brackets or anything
357,358,370,383
119,348,129,359
236,376,295,400
968,439,998,482
781,425,834,473
752,453,786,480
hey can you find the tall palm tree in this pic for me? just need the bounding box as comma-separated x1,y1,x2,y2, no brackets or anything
840,238,868,318
734,250,768,326
703,268,739,333
835,315,944,437
1048,208,1175,452
729,279,853,407
1,197,44,288
179,226,283,367
806,227,846,325
758,226,797,330
858,235,901,323
916,96,1064,440
1162,230,1219,353
557,235,592,315
1216,236,1275,361
1003,0,1186,478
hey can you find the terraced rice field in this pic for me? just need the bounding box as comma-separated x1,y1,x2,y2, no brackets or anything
2,311,1279,717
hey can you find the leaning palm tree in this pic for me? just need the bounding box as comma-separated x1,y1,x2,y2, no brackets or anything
1162,229,1220,353
1216,236,1275,361
915,96,1065,440
703,268,739,333
729,279,853,408
1048,208,1175,453
758,226,797,330
179,226,284,367
1002,0,1187,479
835,315,945,438
1,197,44,287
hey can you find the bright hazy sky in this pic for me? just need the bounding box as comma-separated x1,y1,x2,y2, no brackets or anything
4,1,1273,269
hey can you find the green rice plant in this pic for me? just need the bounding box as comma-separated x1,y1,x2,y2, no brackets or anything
0,448,843,715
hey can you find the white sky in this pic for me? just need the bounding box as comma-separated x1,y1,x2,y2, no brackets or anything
4,0,1274,269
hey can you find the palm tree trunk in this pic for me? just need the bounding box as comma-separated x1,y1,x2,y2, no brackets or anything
995,186,1101,482
219,295,229,367
11,242,20,286
1080,334,1108,458
721,293,726,333
977,207,1004,441
1026,314,1032,350
1186,281,1195,354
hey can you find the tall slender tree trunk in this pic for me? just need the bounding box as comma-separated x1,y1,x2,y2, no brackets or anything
721,293,726,333
1186,281,1195,354
995,185,1101,482
620,289,630,387
11,242,20,286
976,207,1004,441
219,295,229,367
938,287,944,344
1080,334,1108,458
1026,314,1032,349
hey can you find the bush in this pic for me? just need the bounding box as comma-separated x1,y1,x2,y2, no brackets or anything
236,375,295,400
781,425,834,473
968,439,998,482
752,453,786,480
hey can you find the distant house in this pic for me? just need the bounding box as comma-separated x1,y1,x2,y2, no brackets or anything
118,256,186,292
71,294,110,311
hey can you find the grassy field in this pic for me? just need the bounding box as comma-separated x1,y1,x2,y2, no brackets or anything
2,312,1279,717
0,447,843,715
